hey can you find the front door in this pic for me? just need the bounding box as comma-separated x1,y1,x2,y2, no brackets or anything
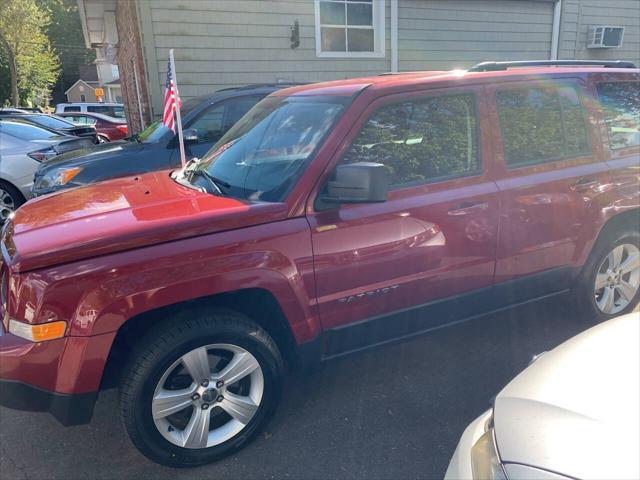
307,86,500,355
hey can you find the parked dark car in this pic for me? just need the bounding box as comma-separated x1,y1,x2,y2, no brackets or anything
32,84,299,196
2,61,638,467
58,112,129,142
2,114,98,143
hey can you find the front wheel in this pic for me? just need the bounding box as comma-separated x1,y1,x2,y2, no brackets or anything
120,309,284,467
574,230,640,322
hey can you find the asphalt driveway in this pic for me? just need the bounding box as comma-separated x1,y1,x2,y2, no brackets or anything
0,294,590,480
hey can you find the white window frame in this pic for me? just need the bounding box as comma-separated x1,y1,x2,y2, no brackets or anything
314,0,386,58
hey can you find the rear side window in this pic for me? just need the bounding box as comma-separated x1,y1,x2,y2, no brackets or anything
342,93,480,188
596,82,640,150
0,121,57,140
496,86,590,167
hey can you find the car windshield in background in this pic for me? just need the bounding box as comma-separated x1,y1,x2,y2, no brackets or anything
195,95,349,202
27,115,75,129
0,120,59,140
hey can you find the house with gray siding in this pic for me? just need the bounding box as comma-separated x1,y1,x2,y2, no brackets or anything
77,0,640,133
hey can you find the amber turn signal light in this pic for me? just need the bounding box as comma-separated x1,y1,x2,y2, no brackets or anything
8,320,67,342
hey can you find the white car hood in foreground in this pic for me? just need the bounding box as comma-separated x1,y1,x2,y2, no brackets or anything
494,313,640,480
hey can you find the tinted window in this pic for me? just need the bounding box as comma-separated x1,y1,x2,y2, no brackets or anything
64,106,81,112
27,115,74,129
0,121,58,140
497,86,590,167
88,105,125,118
189,96,261,145
341,94,479,187
596,82,640,150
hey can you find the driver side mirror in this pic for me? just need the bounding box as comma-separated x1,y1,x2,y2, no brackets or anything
322,162,388,206
183,128,199,144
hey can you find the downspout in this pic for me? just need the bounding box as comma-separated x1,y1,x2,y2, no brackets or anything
550,0,562,60
391,0,398,72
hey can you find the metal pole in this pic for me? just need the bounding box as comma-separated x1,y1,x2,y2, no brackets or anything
169,49,187,167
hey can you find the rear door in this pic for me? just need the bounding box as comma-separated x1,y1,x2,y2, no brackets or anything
488,78,609,286
307,86,500,353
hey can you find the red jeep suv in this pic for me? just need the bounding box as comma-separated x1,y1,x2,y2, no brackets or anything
1,61,639,467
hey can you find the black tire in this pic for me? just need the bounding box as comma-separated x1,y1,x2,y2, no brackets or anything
96,135,109,144
573,229,640,323
0,180,26,222
120,308,284,467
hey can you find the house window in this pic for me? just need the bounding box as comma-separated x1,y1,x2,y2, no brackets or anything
80,94,86,102
315,0,385,58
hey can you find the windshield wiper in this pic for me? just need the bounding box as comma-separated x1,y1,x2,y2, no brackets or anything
189,169,230,196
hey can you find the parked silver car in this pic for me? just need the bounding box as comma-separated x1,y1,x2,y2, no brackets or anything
446,312,640,480
0,120,94,221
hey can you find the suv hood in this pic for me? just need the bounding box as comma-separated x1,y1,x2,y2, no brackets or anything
494,314,640,480
7,170,288,272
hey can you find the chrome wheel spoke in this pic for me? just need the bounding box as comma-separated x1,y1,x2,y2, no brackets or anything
616,280,636,303
182,407,211,449
152,387,196,419
219,391,258,425
609,246,624,270
597,286,615,313
594,272,609,291
217,351,259,386
181,346,211,382
620,252,640,275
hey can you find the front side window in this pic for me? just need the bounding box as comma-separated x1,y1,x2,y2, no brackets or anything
596,82,640,150
496,86,591,167
315,0,385,57
193,95,349,202
64,106,81,112
340,93,480,188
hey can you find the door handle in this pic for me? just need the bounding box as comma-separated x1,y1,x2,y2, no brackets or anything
570,178,600,191
447,201,489,216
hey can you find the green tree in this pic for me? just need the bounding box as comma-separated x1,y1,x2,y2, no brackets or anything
0,0,60,106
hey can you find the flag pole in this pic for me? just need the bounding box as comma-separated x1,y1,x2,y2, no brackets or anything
169,49,187,168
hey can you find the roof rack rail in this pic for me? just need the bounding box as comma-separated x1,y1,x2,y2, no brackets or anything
468,60,637,72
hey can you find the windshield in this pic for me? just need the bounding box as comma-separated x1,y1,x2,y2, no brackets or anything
192,95,348,202
28,115,75,129
0,120,59,140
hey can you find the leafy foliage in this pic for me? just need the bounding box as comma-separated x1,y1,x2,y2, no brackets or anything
0,0,60,106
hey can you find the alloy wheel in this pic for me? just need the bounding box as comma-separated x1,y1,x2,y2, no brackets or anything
152,343,264,449
594,243,640,315
0,188,16,222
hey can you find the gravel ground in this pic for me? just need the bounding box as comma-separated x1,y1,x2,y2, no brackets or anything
0,293,591,480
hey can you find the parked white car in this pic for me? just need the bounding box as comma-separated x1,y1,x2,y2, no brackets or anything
445,312,640,480
54,102,125,119
0,120,94,221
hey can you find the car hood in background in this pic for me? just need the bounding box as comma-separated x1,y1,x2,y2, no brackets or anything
41,139,144,167
494,313,640,480
7,170,288,272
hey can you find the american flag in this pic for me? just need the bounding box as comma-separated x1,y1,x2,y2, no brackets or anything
162,57,182,132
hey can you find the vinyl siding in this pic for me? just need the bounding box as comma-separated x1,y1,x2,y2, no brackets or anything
558,0,640,64
141,0,391,114
397,0,555,71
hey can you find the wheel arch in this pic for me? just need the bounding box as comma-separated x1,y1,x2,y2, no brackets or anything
100,287,300,391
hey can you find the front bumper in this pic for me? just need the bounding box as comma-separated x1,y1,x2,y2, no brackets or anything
444,409,493,480
0,322,113,426
0,379,96,426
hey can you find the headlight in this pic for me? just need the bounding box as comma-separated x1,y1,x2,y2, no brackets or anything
34,166,83,190
470,424,507,480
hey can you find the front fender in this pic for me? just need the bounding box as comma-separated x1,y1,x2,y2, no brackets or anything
13,218,318,344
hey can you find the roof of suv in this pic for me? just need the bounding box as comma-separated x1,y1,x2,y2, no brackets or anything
275,64,639,98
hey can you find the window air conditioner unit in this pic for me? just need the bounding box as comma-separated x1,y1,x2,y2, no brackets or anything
588,26,624,48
